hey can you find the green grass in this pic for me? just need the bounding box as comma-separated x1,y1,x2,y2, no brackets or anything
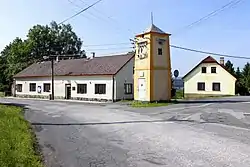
131,101,170,108
0,92,4,97
173,89,184,99
0,105,43,167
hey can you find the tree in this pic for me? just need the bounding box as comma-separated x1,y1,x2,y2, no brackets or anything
234,67,247,95
0,21,85,92
225,60,235,76
27,21,85,60
241,62,250,90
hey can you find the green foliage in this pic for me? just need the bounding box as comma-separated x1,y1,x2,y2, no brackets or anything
224,61,249,95
225,60,235,76
0,105,43,167
0,21,85,92
131,101,169,108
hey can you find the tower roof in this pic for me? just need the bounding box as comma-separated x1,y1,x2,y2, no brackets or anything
144,24,166,34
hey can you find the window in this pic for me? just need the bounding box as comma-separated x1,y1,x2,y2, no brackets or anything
211,67,216,73
16,84,22,92
43,83,51,92
124,83,133,94
158,48,163,55
197,82,205,91
29,83,36,92
201,67,207,73
212,83,220,91
95,84,106,94
77,84,87,94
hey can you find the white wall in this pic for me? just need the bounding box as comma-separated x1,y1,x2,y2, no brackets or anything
184,63,236,95
114,58,134,100
15,75,114,100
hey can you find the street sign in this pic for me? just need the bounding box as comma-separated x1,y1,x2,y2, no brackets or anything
174,70,179,78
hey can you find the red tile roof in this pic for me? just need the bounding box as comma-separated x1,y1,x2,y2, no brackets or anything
182,56,236,79
14,52,135,78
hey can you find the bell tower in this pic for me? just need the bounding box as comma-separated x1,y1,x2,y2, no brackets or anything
133,23,172,102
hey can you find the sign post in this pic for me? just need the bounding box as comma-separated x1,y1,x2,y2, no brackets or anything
173,70,179,100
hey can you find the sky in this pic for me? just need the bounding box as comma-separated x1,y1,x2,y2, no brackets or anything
0,0,249,76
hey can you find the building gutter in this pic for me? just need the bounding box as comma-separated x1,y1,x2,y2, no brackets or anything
112,75,115,102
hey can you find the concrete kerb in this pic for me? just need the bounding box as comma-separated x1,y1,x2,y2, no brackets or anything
4,96,108,104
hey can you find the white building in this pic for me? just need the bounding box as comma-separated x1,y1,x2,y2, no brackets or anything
13,53,134,102
183,56,236,98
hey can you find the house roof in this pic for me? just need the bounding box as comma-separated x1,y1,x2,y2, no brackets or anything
182,56,236,80
145,24,166,34
14,52,135,78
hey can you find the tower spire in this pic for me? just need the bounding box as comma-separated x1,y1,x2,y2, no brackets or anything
151,12,154,25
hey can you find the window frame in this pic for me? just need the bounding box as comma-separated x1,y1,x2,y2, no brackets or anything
95,84,106,94
16,84,22,92
77,84,87,94
124,83,133,94
197,82,205,91
43,83,51,92
29,83,36,92
201,67,207,73
211,67,217,73
212,82,221,91
158,48,163,55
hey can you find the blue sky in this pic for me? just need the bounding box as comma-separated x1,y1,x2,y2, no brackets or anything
0,0,249,76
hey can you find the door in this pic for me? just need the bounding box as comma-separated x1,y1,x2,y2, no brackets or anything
138,78,146,101
65,84,71,99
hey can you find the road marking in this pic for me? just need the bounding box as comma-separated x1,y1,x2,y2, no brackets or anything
165,103,213,111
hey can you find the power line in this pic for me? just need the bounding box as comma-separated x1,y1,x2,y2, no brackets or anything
83,42,131,47
170,45,250,60
173,0,243,35
85,47,133,51
59,0,103,25
76,0,135,34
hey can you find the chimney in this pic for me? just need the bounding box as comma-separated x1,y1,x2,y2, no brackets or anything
91,52,95,59
220,57,224,65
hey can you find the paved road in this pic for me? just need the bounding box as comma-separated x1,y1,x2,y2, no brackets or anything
1,97,250,167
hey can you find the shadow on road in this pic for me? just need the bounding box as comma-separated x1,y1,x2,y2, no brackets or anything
31,119,184,126
173,99,248,104
0,102,28,108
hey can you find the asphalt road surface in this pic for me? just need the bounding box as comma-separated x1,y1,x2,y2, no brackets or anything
1,97,250,167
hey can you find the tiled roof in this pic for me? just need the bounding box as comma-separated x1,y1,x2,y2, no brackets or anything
182,56,236,79
145,24,166,34
14,52,135,78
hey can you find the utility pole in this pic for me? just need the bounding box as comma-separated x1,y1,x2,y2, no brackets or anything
51,57,55,100
43,54,83,100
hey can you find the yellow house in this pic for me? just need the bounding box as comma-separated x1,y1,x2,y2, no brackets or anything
183,56,237,98
133,24,172,102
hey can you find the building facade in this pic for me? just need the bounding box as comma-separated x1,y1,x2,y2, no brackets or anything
183,56,236,98
14,53,134,102
133,24,172,102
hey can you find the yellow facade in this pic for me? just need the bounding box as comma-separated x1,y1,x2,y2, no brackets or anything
134,25,172,102
183,62,236,97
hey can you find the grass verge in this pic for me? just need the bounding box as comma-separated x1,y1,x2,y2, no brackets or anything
0,105,43,167
131,101,170,108
0,92,4,97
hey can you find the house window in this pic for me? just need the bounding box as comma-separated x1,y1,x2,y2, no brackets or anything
158,48,163,55
124,83,133,94
212,83,221,91
43,83,51,92
201,67,207,73
211,67,216,73
77,84,87,94
16,84,22,92
29,83,36,92
197,82,205,91
95,84,106,94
